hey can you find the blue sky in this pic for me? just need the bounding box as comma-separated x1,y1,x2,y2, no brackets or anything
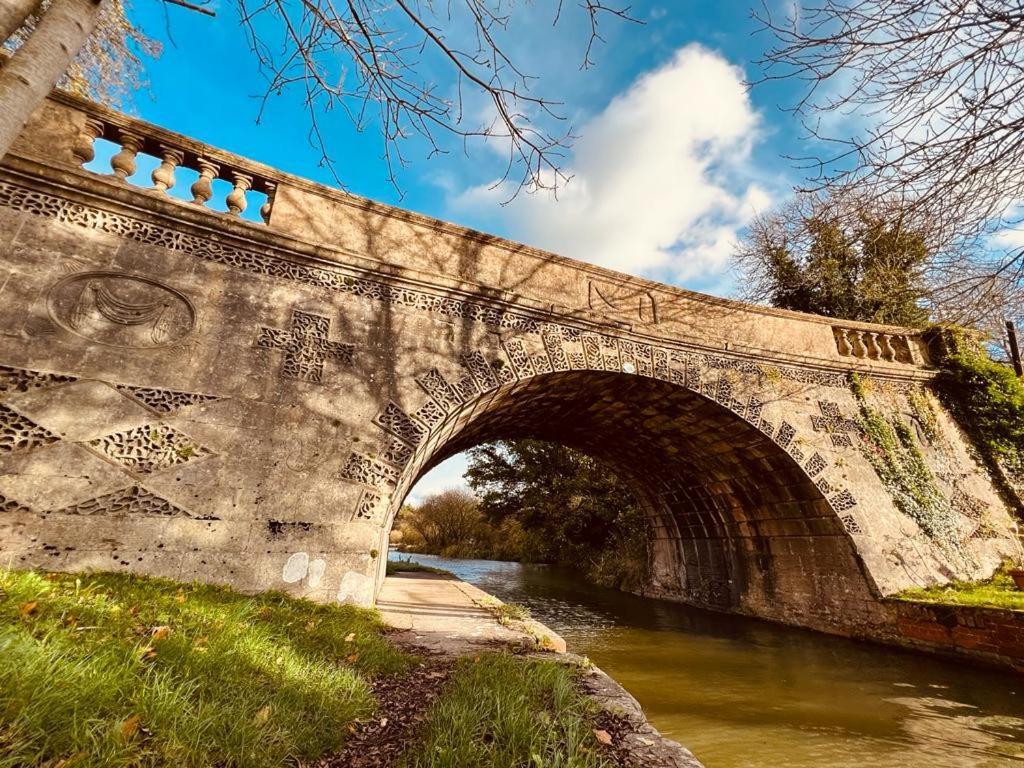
126,0,813,500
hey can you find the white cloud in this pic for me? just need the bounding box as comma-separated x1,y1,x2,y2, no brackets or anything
451,44,772,287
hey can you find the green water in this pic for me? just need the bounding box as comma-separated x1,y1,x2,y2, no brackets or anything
388,552,1024,767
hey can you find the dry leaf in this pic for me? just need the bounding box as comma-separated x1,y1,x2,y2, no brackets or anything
18,601,38,617
151,626,171,641
344,633,355,642
121,714,142,739
594,729,612,745
129,604,140,615
345,653,360,664
379,717,388,728
175,591,186,604
254,705,271,724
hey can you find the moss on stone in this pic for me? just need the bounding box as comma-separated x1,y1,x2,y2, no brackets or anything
850,374,962,550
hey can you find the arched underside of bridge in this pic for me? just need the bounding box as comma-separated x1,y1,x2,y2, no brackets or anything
386,371,880,627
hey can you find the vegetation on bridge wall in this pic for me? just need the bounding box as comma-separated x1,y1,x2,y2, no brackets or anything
929,329,1024,509
850,374,963,553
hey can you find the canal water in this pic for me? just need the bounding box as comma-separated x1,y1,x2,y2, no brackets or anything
388,551,1024,768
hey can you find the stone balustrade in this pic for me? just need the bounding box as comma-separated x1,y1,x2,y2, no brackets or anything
65,102,277,223
832,325,919,365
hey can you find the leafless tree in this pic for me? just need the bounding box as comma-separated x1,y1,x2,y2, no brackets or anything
2,0,635,195
755,0,1024,331
236,0,636,195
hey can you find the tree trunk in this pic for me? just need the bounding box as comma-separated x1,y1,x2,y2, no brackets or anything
0,0,39,45
0,0,103,160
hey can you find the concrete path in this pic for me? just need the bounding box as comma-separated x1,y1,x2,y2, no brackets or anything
377,572,565,654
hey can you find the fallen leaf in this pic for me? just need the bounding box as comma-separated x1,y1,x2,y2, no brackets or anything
18,601,38,617
345,653,360,663
379,717,388,728
139,645,156,660
344,632,355,642
594,729,612,746
254,705,271,724
175,591,186,604
151,626,171,641
121,714,142,739
129,605,140,615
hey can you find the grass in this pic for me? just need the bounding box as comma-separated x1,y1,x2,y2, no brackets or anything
399,653,614,768
481,598,531,626
894,565,1024,611
0,568,410,768
386,556,455,577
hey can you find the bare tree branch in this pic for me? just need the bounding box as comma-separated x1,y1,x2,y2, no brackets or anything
235,0,638,197
754,0,1024,330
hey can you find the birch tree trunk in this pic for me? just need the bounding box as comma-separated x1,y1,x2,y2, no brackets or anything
0,0,103,160
0,0,39,44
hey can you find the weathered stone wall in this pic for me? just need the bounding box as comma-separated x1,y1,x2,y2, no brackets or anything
0,93,1019,637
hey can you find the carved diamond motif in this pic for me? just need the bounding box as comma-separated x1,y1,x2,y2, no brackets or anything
116,385,219,414
54,485,212,518
0,404,60,453
0,364,76,397
88,424,211,474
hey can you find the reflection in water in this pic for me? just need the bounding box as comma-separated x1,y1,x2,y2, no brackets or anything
389,552,1024,768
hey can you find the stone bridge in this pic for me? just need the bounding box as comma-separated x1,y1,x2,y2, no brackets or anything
0,92,1018,637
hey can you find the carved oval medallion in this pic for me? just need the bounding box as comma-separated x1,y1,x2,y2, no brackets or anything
48,271,196,348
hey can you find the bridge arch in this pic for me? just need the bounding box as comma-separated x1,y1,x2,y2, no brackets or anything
376,366,880,630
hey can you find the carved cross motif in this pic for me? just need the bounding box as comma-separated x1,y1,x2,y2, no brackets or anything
811,401,861,448
256,310,354,383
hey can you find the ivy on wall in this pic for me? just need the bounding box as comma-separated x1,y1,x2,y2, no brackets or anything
850,374,963,552
931,330,1024,497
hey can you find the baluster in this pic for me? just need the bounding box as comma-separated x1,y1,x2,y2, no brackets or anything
867,332,883,359
851,331,868,358
835,328,853,356
226,171,252,216
151,145,184,193
260,181,276,224
190,158,220,206
110,129,144,181
72,117,104,167
880,334,898,362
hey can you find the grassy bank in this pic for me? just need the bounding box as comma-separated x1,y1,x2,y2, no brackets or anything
386,557,455,578
0,568,409,767
401,653,613,768
1,569,619,768
895,565,1024,611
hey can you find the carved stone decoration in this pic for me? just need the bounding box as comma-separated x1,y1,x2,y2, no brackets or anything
88,423,212,475
355,489,382,522
256,309,354,383
0,180,912,392
416,369,462,412
461,351,498,389
340,452,399,487
48,271,196,348
840,513,863,535
373,402,427,446
53,485,214,519
0,364,76,396
1,492,32,513
381,438,413,468
115,385,219,415
0,404,60,453
811,401,861,448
